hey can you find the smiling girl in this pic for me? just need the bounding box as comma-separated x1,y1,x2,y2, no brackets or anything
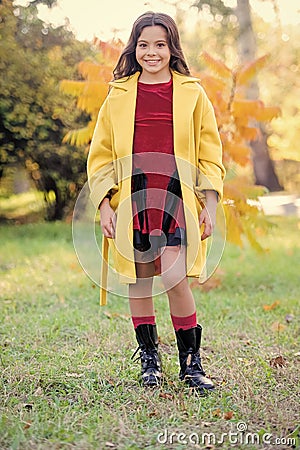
87,12,225,390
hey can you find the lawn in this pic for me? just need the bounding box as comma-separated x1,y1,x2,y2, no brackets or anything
0,217,299,449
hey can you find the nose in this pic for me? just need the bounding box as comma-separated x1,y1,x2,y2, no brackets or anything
147,45,156,56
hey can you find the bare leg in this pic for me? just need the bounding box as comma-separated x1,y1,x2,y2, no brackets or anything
129,257,156,317
160,246,196,317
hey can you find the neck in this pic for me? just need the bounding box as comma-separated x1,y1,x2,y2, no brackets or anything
138,70,171,84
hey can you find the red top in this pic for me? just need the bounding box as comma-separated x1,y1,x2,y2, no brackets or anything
132,79,185,239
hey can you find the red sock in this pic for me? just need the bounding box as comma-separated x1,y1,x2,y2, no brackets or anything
131,315,156,329
171,312,197,331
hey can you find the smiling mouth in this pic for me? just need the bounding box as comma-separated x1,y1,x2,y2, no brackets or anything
145,60,160,64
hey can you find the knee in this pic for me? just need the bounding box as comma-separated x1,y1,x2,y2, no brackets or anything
161,269,186,292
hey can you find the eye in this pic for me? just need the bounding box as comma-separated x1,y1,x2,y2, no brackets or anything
138,43,147,48
157,43,166,48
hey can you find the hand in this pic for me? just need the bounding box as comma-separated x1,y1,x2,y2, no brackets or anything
99,198,116,239
199,206,216,240
199,191,217,241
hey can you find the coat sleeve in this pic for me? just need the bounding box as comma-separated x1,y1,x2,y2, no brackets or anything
195,90,226,201
87,96,119,208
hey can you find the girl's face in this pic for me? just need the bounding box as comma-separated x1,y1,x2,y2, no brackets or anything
136,25,171,83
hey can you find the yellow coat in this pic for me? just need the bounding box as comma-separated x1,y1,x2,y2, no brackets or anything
87,70,225,305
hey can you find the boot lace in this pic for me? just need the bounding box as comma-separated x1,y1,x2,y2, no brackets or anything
185,349,206,376
132,346,160,372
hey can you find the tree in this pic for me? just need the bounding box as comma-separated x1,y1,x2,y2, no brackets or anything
198,52,280,248
235,0,282,191
0,0,92,219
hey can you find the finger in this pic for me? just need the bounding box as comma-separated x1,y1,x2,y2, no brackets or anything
102,225,112,238
201,222,212,240
111,214,116,234
109,221,115,239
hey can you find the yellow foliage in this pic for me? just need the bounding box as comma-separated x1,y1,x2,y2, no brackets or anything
232,99,264,118
198,52,281,251
60,80,85,97
198,74,228,100
239,126,260,141
235,55,270,86
223,204,243,247
255,106,281,122
223,142,251,167
61,40,122,147
200,52,232,79
63,122,96,147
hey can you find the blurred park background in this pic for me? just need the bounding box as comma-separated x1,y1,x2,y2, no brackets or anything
0,1,299,449
0,0,300,226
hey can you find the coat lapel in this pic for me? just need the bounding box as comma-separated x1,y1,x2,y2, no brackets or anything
109,73,139,160
172,72,200,160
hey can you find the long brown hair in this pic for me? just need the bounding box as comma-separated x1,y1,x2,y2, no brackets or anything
113,12,190,80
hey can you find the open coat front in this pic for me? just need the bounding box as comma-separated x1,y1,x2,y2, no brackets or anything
87,71,225,305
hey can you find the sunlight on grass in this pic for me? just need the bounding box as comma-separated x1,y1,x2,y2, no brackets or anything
0,190,46,221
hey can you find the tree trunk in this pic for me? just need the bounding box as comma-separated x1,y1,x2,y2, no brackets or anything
235,0,282,191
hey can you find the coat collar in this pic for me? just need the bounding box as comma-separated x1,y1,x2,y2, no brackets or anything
107,69,201,161
109,70,200,91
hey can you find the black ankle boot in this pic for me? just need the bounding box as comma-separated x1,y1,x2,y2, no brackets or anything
175,324,214,390
133,324,162,387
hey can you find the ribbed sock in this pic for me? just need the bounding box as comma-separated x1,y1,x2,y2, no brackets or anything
171,312,197,331
131,315,156,329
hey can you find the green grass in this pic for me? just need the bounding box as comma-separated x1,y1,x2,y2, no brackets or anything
0,218,299,449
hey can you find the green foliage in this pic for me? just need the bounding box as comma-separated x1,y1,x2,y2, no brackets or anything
0,0,92,219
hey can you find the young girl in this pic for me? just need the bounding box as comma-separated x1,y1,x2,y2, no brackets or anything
87,12,225,390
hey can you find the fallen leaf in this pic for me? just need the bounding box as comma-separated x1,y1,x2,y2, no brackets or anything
270,322,286,332
263,300,280,311
270,355,287,368
23,421,32,430
103,311,130,320
212,408,222,417
159,392,173,400
224,411,234,420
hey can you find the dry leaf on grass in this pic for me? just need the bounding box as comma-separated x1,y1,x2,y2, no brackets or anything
212,408,222,417
159,392,174,400
263,300,280,311
224,411,234,420
270,355,287,368
103,311,130,320
270,322,286,332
